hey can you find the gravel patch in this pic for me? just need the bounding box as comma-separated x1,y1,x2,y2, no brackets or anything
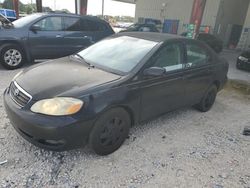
0,67,250,188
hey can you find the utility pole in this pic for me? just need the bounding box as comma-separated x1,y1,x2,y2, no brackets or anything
54,0,56,11
36,0,42,12
13,0,19,18
190,0,207,38
102,0,104,17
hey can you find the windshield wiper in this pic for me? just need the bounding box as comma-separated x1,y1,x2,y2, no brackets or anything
73,54,94,68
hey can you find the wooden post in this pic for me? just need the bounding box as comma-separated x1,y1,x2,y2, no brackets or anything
13,0,19,19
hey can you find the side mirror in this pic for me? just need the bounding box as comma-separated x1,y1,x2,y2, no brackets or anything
143,67,166,77
30,25,41,33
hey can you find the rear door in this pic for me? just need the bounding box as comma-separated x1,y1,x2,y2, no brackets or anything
63,17,94,56
84,19,114,41
28,16,65,59
183,41,214,105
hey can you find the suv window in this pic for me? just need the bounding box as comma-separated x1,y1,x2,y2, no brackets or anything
85,20,106,31
153,43,183,72
64,17,83,31
186,43,209,67
35,17,63,31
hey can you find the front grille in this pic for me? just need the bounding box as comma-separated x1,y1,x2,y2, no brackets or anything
9,82,32,107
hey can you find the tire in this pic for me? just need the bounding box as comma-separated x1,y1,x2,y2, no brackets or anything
0,44,26,70
89,108,131,156
195,85,218,112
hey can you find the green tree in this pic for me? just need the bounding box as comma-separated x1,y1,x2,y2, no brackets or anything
2,0,14,9
25,4,34,14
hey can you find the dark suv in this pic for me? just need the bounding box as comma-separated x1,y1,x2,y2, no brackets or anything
0,13,114,69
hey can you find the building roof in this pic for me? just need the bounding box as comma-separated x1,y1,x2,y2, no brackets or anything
113,0,136,4
116,32,184,42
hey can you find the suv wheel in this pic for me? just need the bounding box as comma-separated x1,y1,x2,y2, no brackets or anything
0,44,25,70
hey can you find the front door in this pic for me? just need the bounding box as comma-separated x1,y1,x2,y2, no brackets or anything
139,42,186,121
28,16,65,59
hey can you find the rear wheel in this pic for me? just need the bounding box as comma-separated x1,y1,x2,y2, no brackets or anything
195,85,217,112
89,108,131,155
0,44,26,70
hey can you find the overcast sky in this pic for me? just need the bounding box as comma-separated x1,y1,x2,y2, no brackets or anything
18,0,135,17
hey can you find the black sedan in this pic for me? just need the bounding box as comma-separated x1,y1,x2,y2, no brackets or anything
4,32,228,155
236,50,250,71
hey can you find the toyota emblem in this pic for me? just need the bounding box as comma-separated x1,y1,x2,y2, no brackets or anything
14,89,20,97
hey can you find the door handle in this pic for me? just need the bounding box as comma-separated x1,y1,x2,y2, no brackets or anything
83,36,95,44
56,34,63,38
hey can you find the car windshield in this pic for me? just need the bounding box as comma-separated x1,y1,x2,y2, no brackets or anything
12,14,42,28
78,36,158,74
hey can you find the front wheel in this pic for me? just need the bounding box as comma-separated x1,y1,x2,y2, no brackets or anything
0,44,26,70
195,85,218,112
89,108,131,156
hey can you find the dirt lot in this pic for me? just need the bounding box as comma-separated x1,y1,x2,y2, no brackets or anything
0,68,250,188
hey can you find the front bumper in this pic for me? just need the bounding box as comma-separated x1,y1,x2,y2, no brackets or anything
237,59,250,71
3,88,95,151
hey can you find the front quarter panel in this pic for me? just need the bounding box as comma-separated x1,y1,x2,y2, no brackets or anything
81,83,140,125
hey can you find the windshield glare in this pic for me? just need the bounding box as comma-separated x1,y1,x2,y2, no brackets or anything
13,14,42,28
78,36,158,74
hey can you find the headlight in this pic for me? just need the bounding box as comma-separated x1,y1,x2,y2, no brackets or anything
31,97,84,116
238,56,248,62
12,70,23,81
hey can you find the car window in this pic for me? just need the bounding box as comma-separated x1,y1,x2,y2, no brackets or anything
64,17,82,31
153,43,183,72
35,17,63,31
186,43,209,67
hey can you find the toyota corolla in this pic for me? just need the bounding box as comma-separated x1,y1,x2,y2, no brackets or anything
4,32,228,155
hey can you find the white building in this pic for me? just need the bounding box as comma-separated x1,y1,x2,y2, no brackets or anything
115,0,250,50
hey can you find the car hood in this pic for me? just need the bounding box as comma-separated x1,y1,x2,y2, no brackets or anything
15,57,122,100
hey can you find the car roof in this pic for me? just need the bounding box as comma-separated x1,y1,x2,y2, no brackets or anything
115,32,184,43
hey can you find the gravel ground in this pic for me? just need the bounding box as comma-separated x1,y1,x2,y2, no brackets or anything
0,67,250,188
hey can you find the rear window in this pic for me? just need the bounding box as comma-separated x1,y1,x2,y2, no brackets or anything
64,17,83,31
85,20,108,31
